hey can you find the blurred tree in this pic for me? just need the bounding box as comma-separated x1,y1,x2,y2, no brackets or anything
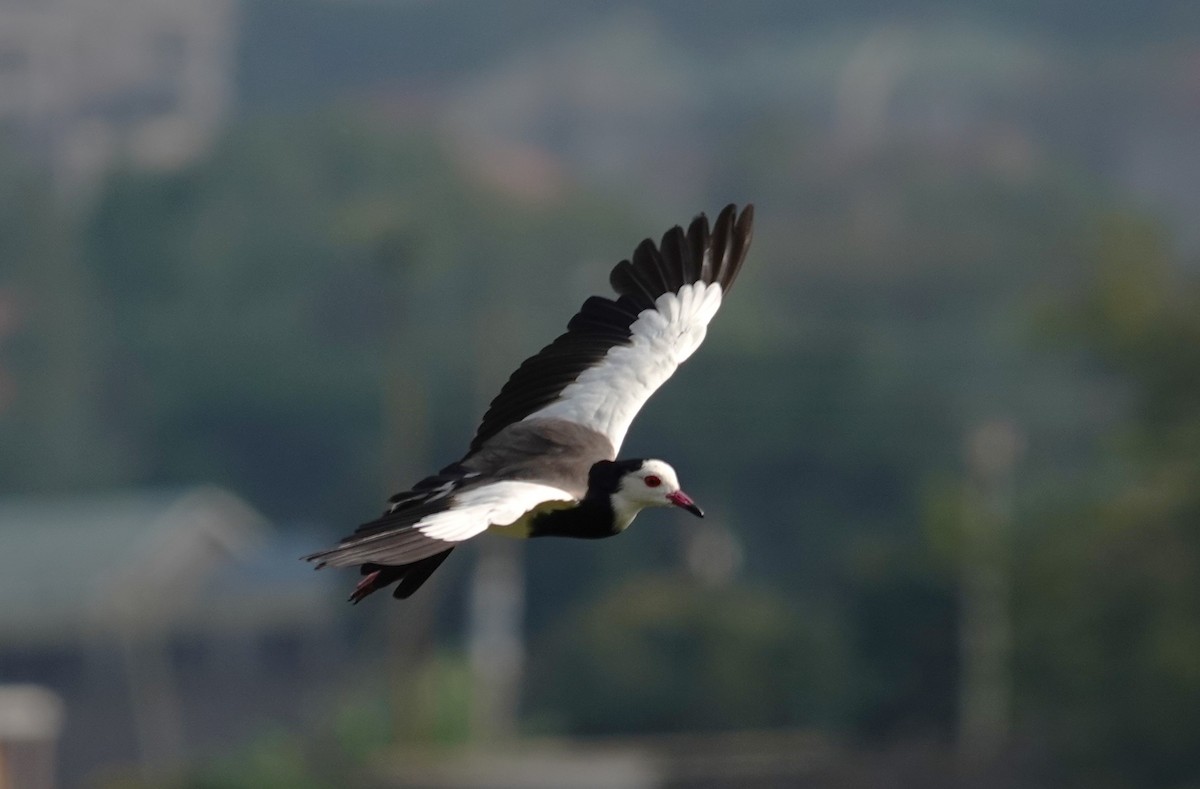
75,114,635,524
82,118,467,520
525,572,852,734
1014,214,1200,788
0,150,126,491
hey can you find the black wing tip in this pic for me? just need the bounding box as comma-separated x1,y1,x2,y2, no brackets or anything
699,203,754,292
612,204,755,308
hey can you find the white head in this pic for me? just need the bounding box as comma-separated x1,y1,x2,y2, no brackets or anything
608,458,704,530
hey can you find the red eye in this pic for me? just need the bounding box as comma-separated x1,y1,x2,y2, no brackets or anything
644,475,662,488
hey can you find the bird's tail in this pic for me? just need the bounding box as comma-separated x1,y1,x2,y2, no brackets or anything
346,550,454,603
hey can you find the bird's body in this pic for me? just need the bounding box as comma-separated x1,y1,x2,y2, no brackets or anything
305,204,754,602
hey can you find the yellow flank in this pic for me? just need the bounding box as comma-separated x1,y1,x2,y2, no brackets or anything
487,498,576,538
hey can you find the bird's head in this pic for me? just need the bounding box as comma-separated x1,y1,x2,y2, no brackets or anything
597,458,704,528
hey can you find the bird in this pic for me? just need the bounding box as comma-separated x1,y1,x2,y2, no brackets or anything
304,204,755,602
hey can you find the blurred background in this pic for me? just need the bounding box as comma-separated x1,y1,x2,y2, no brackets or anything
1,1,1199,787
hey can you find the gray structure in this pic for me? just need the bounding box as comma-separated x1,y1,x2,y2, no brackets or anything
0,487,343,785
0,0,236,195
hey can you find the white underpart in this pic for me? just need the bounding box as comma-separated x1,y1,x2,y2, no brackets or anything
321,481,576,566
526,282,724,453
609,497,643,533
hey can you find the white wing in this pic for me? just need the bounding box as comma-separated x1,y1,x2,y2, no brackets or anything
306,480,575,568
467,204,754,457
528,282,723,452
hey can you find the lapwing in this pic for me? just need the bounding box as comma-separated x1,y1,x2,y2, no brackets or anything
305,204,755,602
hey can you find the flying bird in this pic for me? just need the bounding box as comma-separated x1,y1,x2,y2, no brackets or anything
305,204,755,602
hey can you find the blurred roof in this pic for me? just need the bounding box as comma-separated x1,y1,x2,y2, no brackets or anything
0,487,335,644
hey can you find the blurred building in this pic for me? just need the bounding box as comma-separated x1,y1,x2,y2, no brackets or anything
0,0,237,197
0,487,344,785
0,685,63,789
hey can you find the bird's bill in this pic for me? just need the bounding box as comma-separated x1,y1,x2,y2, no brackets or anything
667,490,704,518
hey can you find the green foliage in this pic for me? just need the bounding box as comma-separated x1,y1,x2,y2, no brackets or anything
81,117,469,517
401,651,474,745
526,573,852,734
0,150,117,491
1012,215,1200,788
54,114,636,521
180,729,330,789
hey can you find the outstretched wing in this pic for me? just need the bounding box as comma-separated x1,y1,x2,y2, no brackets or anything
303,480,576,569
468,203,754,456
